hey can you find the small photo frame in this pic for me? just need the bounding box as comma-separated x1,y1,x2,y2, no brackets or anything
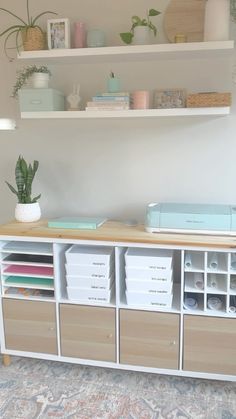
47,18,70,49
154,88,186,109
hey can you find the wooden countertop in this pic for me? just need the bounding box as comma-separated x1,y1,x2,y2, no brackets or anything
0,219,236,248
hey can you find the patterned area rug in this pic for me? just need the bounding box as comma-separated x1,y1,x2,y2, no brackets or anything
0,356,235,418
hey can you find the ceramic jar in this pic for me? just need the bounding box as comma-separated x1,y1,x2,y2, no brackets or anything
15,202,41,222
204,0,230,41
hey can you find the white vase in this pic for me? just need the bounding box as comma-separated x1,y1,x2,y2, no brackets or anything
204,0,230,41
132,26,150,45
32,72,50,89
15,202,41,223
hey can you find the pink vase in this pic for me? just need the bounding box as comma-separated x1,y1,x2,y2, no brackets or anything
74,22,86,48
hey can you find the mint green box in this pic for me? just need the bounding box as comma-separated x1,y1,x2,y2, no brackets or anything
19,88,65,112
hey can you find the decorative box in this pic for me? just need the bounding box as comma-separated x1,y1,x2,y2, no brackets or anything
19,88,65,112
187,92,231,108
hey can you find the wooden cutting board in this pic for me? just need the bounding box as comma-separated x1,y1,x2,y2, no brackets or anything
163,0,206,43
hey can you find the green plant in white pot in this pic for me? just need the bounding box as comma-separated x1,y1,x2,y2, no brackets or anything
6,156,41,222
12,65,51,98
120,8,161,45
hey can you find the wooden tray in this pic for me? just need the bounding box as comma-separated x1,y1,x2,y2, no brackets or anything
163,0,206,43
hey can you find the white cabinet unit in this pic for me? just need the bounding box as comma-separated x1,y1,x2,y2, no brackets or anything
0,220,236,381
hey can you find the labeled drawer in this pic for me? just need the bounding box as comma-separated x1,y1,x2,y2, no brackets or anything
125,277,173,293
65,263,112,278
126,290,173,308
67,283,114,303
125,248,173,270
66,274,113,289
66,245,114,265
125,266,173,282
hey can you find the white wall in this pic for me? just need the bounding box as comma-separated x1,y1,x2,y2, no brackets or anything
0,0,236,224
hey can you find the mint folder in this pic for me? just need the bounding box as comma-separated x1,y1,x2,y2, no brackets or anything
5,276,53,286
48,217,107,230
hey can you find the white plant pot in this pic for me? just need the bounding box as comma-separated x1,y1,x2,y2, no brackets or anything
15,202,41,223
132,26,150,45
204,0,230,41
31,72,50,89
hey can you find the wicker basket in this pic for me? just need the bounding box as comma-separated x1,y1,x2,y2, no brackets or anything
187,92,231,108
21,27,46,51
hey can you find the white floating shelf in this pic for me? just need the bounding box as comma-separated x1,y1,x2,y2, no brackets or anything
21,107,230,120
17,41,234,64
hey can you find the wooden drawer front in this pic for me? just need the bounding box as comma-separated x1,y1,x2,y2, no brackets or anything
3,299,57,355
60,304,116,362
120,309,179,369
184,315,236,375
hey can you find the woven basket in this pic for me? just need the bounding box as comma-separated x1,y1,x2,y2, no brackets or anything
187,92,231,108
21,27,46,51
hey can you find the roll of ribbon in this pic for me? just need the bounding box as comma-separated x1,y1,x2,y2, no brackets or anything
194,273,204,290
209,274,218,289
229,306,236,314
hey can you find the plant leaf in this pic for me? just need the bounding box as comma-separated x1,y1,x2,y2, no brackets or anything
26,0,30,25
0,24,24,37
120,32,133,44
5,181,18,196
148,9,161,17
32,11,57,26
0,8,27,25
32,194,41,203
4,28,21,61
33,160,39,175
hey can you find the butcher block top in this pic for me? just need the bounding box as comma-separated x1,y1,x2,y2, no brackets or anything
1,219,236,249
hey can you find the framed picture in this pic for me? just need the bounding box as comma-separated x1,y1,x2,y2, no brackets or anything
154,88,186,109
47,18,70,49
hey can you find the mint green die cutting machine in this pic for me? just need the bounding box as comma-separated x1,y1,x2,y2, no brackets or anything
145,203,236,235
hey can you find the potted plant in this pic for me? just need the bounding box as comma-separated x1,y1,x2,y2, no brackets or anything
12,65,51,98
6,155,41,222
0,0,57,60
120,8,161,45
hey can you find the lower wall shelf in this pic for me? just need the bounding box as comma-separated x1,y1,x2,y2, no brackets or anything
20,107,230,119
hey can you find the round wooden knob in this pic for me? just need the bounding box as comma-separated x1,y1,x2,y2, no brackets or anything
107,334,113,339
170,340,176,346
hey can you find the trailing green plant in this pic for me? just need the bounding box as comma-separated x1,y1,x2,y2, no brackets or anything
0,0,57,59
12,65,51,98
6,155,41,204
120,8,161,44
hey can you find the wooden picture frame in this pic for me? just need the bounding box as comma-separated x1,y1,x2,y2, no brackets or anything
47,18,71,49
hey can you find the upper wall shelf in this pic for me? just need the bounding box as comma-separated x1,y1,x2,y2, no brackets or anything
17,41,234,64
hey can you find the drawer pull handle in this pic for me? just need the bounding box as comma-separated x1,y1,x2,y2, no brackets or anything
170,341,176,346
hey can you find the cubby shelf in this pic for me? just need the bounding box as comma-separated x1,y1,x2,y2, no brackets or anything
21,107,230,120
17,40,234,64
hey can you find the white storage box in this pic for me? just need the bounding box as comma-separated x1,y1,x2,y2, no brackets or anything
125,266,173,282
65,263,112,278
125,248,173,270
67,284,114,303
66,274,114,289
125,277,173,293
66,245,114,265
126,290,173,308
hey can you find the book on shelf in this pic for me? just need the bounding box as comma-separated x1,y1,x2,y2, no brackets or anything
87,101,129,106
48,216,107,230
86,105,130,111
95,92,130,97
92,96,130,102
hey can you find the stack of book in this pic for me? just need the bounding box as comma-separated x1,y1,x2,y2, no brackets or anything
85,92,130,111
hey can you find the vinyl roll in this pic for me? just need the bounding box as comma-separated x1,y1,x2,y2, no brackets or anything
184,252,192,269
207,296,223,311
209,253,218,270
194,273,204,290
184,295,198,310
208,274,218,289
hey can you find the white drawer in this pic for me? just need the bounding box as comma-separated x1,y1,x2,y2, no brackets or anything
125,248,173,270
66,274,113,290
125,290,173,308
125,266,173,281
125,277,173,293
65,263,112,278
67,284,114,303
66,245,114,265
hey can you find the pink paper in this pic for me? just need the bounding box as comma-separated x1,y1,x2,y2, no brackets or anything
4,265,54,276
